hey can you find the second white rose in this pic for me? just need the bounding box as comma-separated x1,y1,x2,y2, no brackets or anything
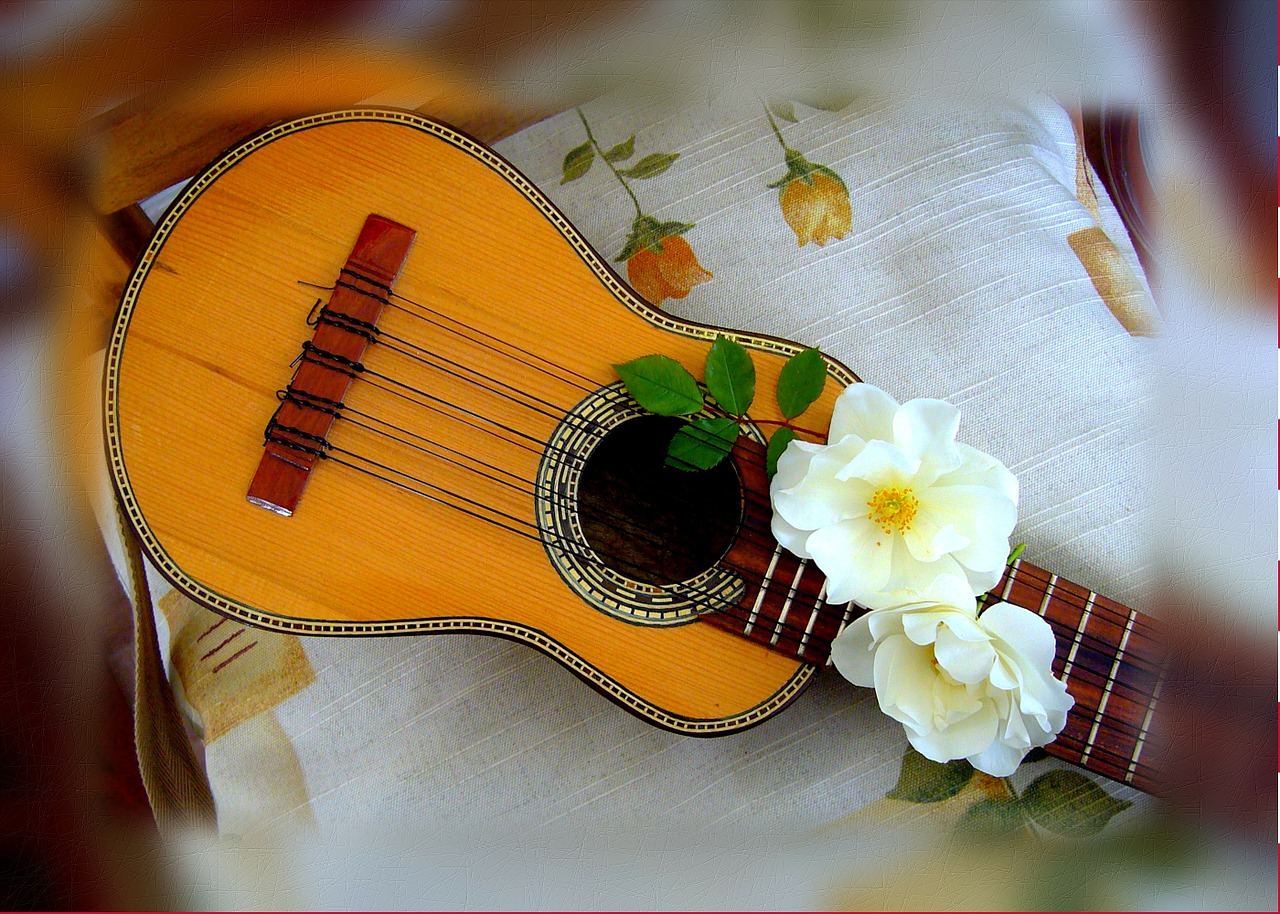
829,600,1075,777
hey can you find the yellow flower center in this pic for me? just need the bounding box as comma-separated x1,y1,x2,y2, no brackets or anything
867,486,919,536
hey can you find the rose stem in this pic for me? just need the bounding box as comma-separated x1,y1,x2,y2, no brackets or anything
576,107,643,218
753,418,825,438
761,101,798,156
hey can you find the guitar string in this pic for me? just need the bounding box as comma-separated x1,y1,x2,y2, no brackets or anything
289,283,1163,771
285,282,1160,654
298,312,1162,646
279,322,1162,666
300,277,1163,644
347,321,786,518
327,402,774,583
301,277,786,485
289,339,790,563
279,354,818,616
308,317,785,539
296,353,788,558
300,278,600,389
296,278,1161,642
1048,732,1158,781
348,316,782,516
281,346,1163,675
269,415,1165,699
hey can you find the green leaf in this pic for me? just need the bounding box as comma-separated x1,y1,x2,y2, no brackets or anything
775,347,827,419
769,99,798,123
1022,771,1132,836
603,135,635,162
886,748,975,803
666,417,740,472
613,355,703,416
561,141,595,184
765,427,798,480
955,798,1026,838
618,152,679,179
704,335,756,416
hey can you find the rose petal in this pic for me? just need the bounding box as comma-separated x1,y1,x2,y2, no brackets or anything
805,516,892,604
933,623,997,684
907,699,999,765
865,605,912,643
872,635,936,730
773,438,873,529
891,398,962,478
917,484,1017,576
979,602,1059,671
901,513,970,564
829,615,877,687
936,442,1019,506
834,439,919,488
966,738,1026,777
856,539,967,611
828,383,898,444
770,511,814,559
771,438,825,494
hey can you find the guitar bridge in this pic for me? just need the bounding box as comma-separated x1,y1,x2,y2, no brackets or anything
246,214,416,515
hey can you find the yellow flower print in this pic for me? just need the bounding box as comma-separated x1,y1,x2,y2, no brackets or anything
778,166,852,247
616,215,712,305
627,234,713,304
764,103,853,247
563,107,713,306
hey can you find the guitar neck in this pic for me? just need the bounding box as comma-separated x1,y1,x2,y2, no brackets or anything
989,558,1161,794
704,446,1163,792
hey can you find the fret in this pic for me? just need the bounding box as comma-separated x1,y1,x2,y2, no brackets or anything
1126,665,1166,782
1080,603,1138,766
1035,573,1058,617
797,582,826,659
770,561,808,646
825,602,858,667
743,544,781,637
998,558,1021,601
1060,590,1097,680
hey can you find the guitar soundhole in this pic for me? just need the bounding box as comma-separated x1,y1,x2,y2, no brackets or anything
578,416,742,586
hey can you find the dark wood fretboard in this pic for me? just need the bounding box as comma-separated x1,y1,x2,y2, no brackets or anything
704,440,1163,794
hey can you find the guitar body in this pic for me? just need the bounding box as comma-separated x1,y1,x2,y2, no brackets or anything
106,109,860,733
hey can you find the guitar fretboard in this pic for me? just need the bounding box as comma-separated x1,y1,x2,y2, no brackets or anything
705,441,1162,794
983,559,1161,793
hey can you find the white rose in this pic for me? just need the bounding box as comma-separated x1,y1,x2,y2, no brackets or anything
769,384,1017,611
830,601,1074,777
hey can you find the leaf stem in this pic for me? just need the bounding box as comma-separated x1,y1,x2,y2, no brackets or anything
577,107,643,218
752,418,825,438
762,101,796,156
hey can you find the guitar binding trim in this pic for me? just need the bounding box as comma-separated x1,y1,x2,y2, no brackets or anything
102,108,850,735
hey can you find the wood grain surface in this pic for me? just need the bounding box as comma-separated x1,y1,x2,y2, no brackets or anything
107,110,857,730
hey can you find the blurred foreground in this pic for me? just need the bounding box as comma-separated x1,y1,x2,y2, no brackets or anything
0,1,1274,909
